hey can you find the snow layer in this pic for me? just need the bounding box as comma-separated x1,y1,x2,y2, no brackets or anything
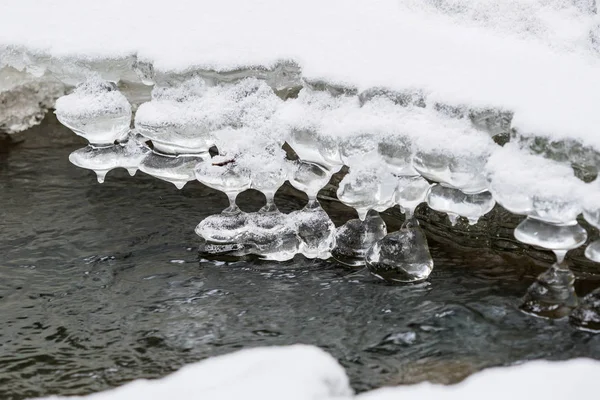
1,0,600,148
359,357,600,400
35,345,600,400
37,345,353,400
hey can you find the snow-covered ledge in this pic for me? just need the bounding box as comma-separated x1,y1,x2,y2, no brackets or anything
2,0,600,145
3,0,600,321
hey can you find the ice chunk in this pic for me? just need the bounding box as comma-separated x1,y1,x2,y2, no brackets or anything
244,212,300,261
235,140,290,211
290,201,336,259
520,262,578,319
55,78,132,146
581,187,600,262
196,212,249,244
68,138,150,183
275,88,355,170
358,87,427,108
377,134,417,177
332,211,387,267
285,127,343,171
426,185,495,225
365,218,434,283
337,162,397,221
394,176,431,217
135,77,213,154
195,156,252,210
139,152,205,190
514,216,587,319
585,240,600,263
513,217,588,252
487,144,586,224
288,160,333,202
413,119,495,194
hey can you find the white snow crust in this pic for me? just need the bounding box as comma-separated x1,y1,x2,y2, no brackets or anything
1,0,600,148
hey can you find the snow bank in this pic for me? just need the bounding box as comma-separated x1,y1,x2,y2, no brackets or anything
37,345,353,400
1,0,600,148
34,345,600,400
358,358,600,400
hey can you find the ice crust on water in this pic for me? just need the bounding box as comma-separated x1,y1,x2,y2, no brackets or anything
7,0,600,332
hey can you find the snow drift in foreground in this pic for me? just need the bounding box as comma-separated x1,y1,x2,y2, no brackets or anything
37,345,352,400
36,345,599,400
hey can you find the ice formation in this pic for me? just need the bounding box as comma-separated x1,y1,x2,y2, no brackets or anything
29,63,600,322
3,0,600,327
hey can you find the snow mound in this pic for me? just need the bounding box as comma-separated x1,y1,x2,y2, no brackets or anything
34,346,600,400
358,358,600,400
37,345,353,400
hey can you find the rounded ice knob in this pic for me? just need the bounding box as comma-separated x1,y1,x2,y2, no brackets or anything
365,218,433,283
55,79,132,146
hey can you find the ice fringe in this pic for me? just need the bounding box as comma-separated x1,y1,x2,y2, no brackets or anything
4,0,600,322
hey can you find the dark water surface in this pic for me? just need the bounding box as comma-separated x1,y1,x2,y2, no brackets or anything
1,117,600,400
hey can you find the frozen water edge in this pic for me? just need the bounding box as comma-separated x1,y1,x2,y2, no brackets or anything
35,344,600,400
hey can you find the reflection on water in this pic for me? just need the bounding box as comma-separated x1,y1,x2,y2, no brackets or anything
1,116,600,400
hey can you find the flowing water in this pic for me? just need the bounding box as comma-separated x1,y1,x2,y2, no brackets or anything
1,116,600,400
